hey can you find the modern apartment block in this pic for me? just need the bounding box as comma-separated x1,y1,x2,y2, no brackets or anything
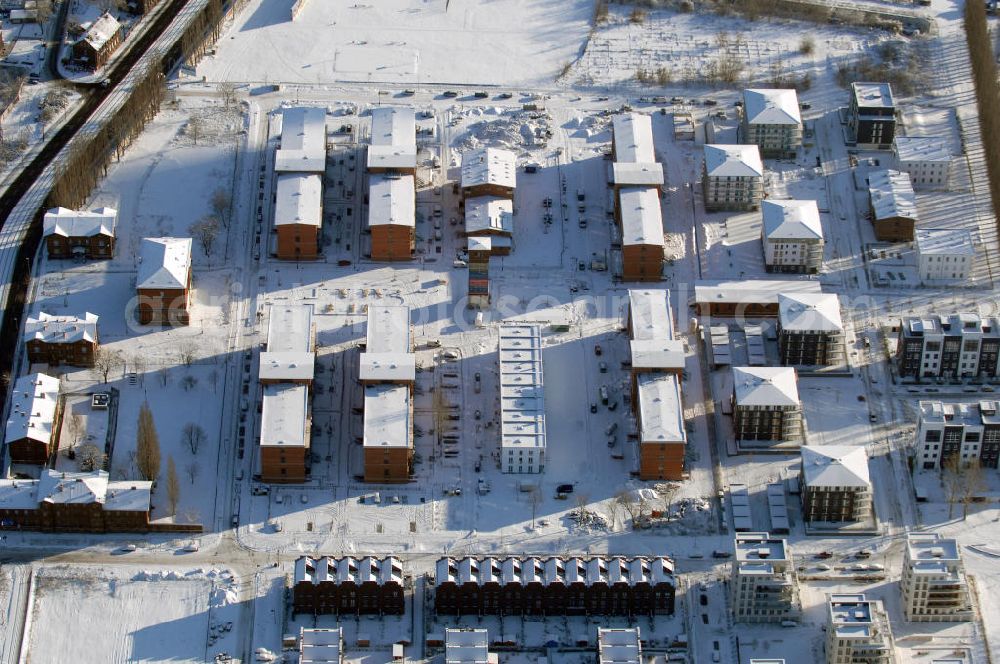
826,594,894,664
896,313,1000,380
499,324,546,474
915,229,974,284
731,532,799,623
731,367,802,443
893,137,952,190
801,445,872,523
914,400,1000,469
901,533,973,622
741,88,802,158
777,292,844,366
702,144,764,211
849,82,896,150
761,199,824,274
597,628,641,664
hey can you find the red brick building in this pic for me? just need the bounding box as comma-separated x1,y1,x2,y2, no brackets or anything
136,237,192,326
292,556,404,616
71,13,123,71
23,312,99,367
43,207,116,259
4,373,60,465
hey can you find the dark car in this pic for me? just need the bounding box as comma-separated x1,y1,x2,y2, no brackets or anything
556,484,574,494
594,344,602,356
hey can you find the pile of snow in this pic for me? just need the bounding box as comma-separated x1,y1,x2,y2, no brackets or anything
454,111,551,152
567,508,609,531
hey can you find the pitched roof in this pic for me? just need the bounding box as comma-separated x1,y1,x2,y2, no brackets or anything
732,366,799,407
743,89,801,126
801,445,870,488
79,12,121,51
868,169,917,221
461,148,516,190
24,312,99,344
367,174,415,228
915,228,975,257
274,174,322,228
43,207,117,239
464,196,513,236
4,373,59,445
762,199,823,241
137,237,191,290
704,144,763,178
618,186,664,248
778,292,844,333
612,113,656,163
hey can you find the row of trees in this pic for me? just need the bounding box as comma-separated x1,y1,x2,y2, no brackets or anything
964,0,1000,244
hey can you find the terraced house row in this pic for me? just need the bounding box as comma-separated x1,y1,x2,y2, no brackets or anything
292,556,405,615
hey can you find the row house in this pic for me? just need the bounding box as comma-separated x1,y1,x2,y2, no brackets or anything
433,556,676,617
848,82,896,150
4,373,60,465
43,207,116,259
731,367,802,444
24,312,99,367
901,533,973,622
702,144,764,211
914,400,1000,469
896,313,1000,380
292,556,405,615
801,445,872,524
761,199,823,274
776,292,844,367
274,107,326,260
136,237,192,326
741,89,802,159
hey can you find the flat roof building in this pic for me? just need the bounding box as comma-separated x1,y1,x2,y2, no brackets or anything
368,173,416,261
499,324,546,474
300,627,343,664
259,304,315,384
445,628,494,664
826,594,893,664
902,533,973,622
850,82,896,150
693,279,822,317
637,373,685,480
915,228,974,285
260,383,311,483
732,532,798,623
610,113,664,186
617,186,665,281
597,627,641,664
914,399,1000,470
627,289,683,374
894,136,952,189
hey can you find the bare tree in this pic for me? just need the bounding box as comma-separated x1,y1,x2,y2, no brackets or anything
942,454,965,520
178,342,197,366
528,487,542,528
209,369,219,390
67,411,85,446
187,115,204,145
136,402,162,482
656,482,680,518
77,443,105,471
94,347,123,383
218,82,238,110
605,496,621,532
185,461,200,485
158,366,169,387
182,423,206,455
210,187,232,228
165,456,180,516
961,458,988,520
189,214,220,257
573,491,590,519
129,353,148,385
616,490,640,529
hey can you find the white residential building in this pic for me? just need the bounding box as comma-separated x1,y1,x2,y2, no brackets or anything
826,594,894,664
893,137,952,189
901,533,973,622
801,446,872,523
597,627,641,664
914,400,1000,470
761,199,824,274
499,324,546,473
731,532,798,623
702,144,764,211
741,89,802,158
367,106,417,172
896,313,1000,380
915,229,974,284
446,629,493,664
300,627,343,664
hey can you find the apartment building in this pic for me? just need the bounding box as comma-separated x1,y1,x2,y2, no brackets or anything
849,82,896,149
916,229,974,284
741,89,802,158
43,207,117,259
23,312,99,367
693,279,822,317
4,373,60,465
731,532,798,623
636,373,686,481
777,292,844,366
826,594,894,664
136,237,192,326
702,144,764,211
274,107,326,260
761,199,824,274
893,137,952,190
368,173,416,261
461,148,516,199
499,325,546,474
731,367,802,443
366,106,417,174
464,196,513,256
610,113,664,188
868,169,917,241
901,533,973,622
597,628,641,664
618,186,664,281
896,313,1000,380
801,445,872,523
914,400,1000,469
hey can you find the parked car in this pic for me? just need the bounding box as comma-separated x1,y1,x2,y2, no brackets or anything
594,344,603,356
711,550,731,559
557,484,574,494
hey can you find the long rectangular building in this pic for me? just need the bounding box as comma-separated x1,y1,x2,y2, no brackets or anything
915,400,1000,469
274,108,326,260
368,174,415,261
617,186,664,281
693,279,822,317
260,304,315,384
367,106,417,173
610,113,664,187
896,313,1000,380
499,325,546,474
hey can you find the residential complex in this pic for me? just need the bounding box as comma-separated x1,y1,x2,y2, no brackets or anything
461,147,516,199
368,107,417,261
868,169,917,241
731,532,798,623
901,533,973,622
776,292,844,366
292,556,405,615
366,106,417,174
914,400,1000,469
915,228,974,284
702,144,764,211
42,207,117,259
896,313,1000,380
893,136,952,189
461,147,517,306
731,366,802,443
4,372,59,465
741,88,802,158
801,445,872,523
499,324,546,474
826,594,894,664
760,199,824,274
136,237,192,326
274,107,326,260
23,311,99,367
849,82,896,149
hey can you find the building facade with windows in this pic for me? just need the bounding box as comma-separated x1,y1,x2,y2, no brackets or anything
274,107,326,260
893,137,952,189
826,594,894,664
741,88,802,158
136,237,192,326
761,199,824,274
23,312,99,367
731,532,799,623
777,293,844,366
4,373,60,465
901,533,973,622
916,229,974,284
849,82,896,150
731,367,802,443
702,144,764,211
801,445,872,523
914,400,1000,469
896,314,1000,380
868,169,917,241
499,325,546,473
43,207,117,259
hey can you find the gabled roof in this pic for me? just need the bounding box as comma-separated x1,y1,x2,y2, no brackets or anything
743,89,801,126
618,186,664,248
43,207,117,239
801,445,870,488
461,148,516,190
704,144,763,178
367,106,417,171
78,12,121,51
4,373,59,445
732,366,799,407
275,107,326,173
868,170,917,221
465,196,513,236
137,237,191,290
778,292,844,333
24,312,98,344
762,199,823,241
612,113,656,163
637,373,685,444
893,137,952,164
274,174,322,228
368,174,415,228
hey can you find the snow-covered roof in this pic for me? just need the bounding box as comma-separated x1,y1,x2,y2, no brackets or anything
365,305,410,354
78,12,120,51
362,384,411,448
461,148,516,190
919,400,1000,427
906,532,960,564
43,207,116,238
618,186,664,248
458,557,479,584
0,470,150,511
629,337,684,371
137,237,191,290
4,373,59,445
598,628,641,664
276,107,326,173
260,383,310,448
543,557,563,585
742,89,801,126
703,144,763,178
868,170,917,221
852,82,894,109
894,137,952,164
0,478,39,509
437,558,457,584
732,366,799,407
694,279,822,307
915,228,975,257
259,353,315,382
464,196,513,236
446,629,490,664
762,199,823,241
611,161,664,186
778,292,844,333
24,311,98,345
467,236,492,252
499,324,546,451
367,107,417,171
275,174,322,228
104,480,155,512
734,532,789,563
359,352,415,382
650,557,674,584
265,304,314,354
801,445,870,489
612,113,656,163
300,627,342,664
628,290,684,371
637,373,685,445
367,174,415,228
38,470,101,505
